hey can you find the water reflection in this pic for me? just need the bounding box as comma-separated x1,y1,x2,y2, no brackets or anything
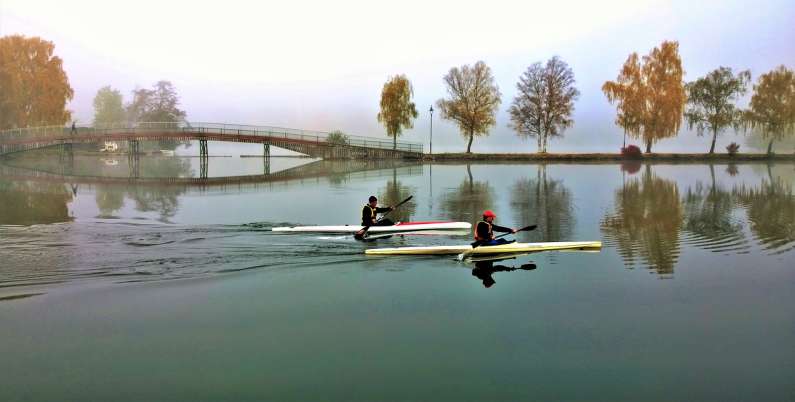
603,163,795,275
601,165,683,276
681,165,749,254
441,164,494,223
472,259,537,288
95,186,126,218
126,186,183,223
510,165,575,242
0,179,73,225
734,178,795,254
379,169,416,222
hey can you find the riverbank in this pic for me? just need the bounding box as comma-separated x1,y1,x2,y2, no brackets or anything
423,152,795,162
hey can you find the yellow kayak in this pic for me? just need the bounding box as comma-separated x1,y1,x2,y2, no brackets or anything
364,241,602,256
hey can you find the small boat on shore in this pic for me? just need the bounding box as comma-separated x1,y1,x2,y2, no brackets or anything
364,241,602,256
272,221,472,234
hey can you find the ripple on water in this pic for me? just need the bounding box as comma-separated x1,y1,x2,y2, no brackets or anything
0,221,374,290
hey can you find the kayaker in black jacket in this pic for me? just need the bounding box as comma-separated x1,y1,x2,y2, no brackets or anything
361,196,394,226
474,210,517,245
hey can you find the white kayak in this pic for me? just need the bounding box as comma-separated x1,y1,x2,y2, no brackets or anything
364,241,602,255
272,221,471,234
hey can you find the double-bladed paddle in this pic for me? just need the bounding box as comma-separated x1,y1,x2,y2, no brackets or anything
354,195,413,240
457,224,538,261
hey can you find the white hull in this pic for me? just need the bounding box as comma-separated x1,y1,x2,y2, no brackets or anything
272,221,471,234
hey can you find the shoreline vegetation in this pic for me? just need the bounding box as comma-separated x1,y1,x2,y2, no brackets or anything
1,36,792,158
423,152,795,162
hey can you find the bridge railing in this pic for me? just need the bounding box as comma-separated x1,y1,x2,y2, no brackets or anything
0,122,424,154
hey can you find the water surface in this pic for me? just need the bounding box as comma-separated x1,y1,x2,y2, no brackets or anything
1,153,793,401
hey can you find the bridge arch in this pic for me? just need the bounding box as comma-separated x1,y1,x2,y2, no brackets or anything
0,122,423,159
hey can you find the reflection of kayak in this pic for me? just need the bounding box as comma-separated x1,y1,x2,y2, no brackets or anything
364,241,602,255
272,221,471,234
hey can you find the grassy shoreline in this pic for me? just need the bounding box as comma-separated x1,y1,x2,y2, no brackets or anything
423,152,795,162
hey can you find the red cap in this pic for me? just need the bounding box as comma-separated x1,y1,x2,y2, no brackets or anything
483,210,496,218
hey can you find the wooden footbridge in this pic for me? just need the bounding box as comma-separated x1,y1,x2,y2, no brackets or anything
0,122,423,159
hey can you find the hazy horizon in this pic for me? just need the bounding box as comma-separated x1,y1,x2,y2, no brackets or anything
2,0,794,153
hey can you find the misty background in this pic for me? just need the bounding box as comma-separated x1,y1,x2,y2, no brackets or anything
2,0,794,154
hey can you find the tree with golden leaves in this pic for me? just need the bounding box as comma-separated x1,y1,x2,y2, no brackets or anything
0,35,74,130
377,75,418,150
743,65,795,155
437,61,502,153
603,41,686,153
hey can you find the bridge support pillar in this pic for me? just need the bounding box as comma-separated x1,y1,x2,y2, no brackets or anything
129,153,140,178
59,145,74,176
128,139,140,156
60,142,73,159
199,139,208,158
200,156,208,179
128,140,140,178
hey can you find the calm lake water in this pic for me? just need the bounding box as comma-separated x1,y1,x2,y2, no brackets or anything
1,151,794,401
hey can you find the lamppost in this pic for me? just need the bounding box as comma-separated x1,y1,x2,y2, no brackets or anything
429,105,434,155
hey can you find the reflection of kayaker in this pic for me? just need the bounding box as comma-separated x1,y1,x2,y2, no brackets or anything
472,260,537,288
474,210,517,246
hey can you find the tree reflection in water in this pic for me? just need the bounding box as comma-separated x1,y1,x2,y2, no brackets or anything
601,164,683,276
0,179,73,225
734,177,795,254
90,157,192,221
510,164,575,242
440,164,494,224
681,164,748,254
95,185,125,218
379,169,416,223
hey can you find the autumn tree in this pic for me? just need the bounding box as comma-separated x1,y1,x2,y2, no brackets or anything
0,35,73,130
437,61,502,153
377,75,418,150
126,81,186,124
93,86,126,126
742,65,795,155
603,41,686,153
685,67,751,154
508,56,580,153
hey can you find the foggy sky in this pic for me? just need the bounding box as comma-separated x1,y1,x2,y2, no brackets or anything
2,0,794,153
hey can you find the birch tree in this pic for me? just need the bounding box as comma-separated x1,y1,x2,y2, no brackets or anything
603,41,686,153
377,75,418,150
685,67,751,154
